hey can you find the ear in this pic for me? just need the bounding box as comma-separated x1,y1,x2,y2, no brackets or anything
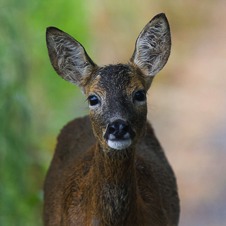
131,13,171,83
46,27,96,88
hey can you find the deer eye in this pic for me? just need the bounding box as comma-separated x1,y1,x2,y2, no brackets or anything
133,90,146,102
87,95,100,107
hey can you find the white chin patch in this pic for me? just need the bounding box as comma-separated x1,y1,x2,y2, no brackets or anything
107,139,132,150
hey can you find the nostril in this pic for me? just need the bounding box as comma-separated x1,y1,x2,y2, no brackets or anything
108,125,116,134
121,124,129,133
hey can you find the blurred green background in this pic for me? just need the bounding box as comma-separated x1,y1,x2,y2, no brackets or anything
1,0,226,225
0,0,88,225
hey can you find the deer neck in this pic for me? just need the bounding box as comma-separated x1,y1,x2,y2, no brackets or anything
90,143,138,225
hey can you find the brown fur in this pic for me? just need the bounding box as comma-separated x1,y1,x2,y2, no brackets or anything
44,116,179,225
44,13,180,226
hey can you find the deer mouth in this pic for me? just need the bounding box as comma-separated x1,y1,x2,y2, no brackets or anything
104,119,135,150
107,138,132,150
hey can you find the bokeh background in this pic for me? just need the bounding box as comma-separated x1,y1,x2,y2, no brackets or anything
1,0,226,225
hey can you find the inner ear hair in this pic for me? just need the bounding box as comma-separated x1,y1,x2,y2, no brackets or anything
46,27,96,87
131,13,171,78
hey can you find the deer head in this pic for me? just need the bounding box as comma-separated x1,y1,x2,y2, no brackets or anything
46,13,171,152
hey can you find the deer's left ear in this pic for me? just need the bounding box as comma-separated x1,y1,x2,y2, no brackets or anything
130,13,171,86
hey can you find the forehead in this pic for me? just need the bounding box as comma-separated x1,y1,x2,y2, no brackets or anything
87,64,144,94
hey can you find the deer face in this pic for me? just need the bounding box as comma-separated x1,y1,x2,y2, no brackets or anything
46,13,171,151
84,64,148,150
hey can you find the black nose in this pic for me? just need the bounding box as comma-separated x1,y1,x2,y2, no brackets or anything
105,120,130,140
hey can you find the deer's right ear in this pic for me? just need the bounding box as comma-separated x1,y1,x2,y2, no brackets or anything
46,27,96,88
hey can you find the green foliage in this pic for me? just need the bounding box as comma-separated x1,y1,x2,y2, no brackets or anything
0,0,89,225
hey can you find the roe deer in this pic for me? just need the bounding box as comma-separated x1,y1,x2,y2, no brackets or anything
44,13,180,226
